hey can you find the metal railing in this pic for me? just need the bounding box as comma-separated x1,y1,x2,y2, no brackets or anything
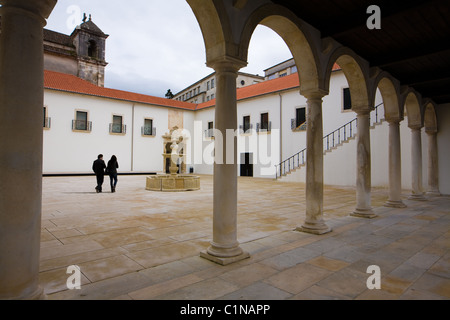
72,120,92,132
43,117,51,129
142,126,157,136
276,103,384,179
109,123,127,134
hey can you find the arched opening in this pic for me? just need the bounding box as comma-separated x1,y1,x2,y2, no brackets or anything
424,103,438,133
404,91,422,129
88,40,98,59
376,77,401,122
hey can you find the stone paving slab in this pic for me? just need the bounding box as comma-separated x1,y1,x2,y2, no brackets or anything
39,175,450,301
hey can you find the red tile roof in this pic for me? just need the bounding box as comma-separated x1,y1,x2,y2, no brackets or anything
196,63,341,110
196,72,300,110
44,70,197,110
45,63,341,111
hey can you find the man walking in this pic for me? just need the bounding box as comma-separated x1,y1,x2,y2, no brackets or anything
92,154,106,193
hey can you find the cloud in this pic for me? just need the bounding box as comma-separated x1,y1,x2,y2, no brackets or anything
45,1,293,97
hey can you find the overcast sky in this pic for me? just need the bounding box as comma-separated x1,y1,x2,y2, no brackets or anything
44,0,293,98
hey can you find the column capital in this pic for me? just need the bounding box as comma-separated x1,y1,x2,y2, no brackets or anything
0,0,57,21
425,127,438,135
353,107,372,116
301,89,328,100
207,56,247,74
387,118,402,125
409,125,423,131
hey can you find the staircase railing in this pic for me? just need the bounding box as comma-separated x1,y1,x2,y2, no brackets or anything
276,103,384,179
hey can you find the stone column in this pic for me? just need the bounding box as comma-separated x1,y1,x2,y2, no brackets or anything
0,0,57,300
200,58,249,265
426,130,440,196
385,120,407,208
297,93,331,235
408,127,427,201
351,109,377,218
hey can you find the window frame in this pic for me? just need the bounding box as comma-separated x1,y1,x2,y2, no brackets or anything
72,109,92,132
110,114,126,135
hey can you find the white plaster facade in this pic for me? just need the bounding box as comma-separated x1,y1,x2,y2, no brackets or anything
42,67,445,195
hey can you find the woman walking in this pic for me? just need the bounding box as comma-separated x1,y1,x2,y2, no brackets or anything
106,155,119,193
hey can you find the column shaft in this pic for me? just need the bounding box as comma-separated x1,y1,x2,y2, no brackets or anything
426,131,440,196
385,121,406,208
200,60,249,265
409,128,427,201
351,111,377,218
297,95,331,235
0,5,48,300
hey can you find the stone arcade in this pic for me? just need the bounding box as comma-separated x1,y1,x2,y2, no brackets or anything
0,0,448,299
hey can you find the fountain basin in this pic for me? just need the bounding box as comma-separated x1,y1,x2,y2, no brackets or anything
146,174,200,192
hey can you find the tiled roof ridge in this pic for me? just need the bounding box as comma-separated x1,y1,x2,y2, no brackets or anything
44,70,196,110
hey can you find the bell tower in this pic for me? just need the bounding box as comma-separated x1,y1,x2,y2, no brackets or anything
71,14,108,86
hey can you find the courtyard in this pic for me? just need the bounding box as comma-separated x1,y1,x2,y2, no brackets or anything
38,174,449,300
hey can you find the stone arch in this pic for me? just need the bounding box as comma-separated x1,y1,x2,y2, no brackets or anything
403,90,423,129
325,47,371,111
424,101,438,133
372,72,402,122
239,4,322,94
186,0,228,63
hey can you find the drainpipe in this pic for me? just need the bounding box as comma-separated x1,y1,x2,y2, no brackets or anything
279,93,283,165
131,103,135,172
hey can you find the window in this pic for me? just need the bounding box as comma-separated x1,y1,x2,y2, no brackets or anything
242,115,251,133
343,87,352,111
240,80,246,86
88,40,98,59
207,81,210,91
211,78,215,89
110,115,126,134
211,94,215,100
257,113,271,132
73,110,91,131
279,72,287,78
292,107,306,131
43,106,51,129
142,118,156,136
206,121,214,138
296,107,306,127
291,65,298,73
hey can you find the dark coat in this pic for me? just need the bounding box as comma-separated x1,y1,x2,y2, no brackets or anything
106,160,119,174
92,159,106,175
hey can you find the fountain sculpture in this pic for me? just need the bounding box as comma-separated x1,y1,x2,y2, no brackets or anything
146,127,200,192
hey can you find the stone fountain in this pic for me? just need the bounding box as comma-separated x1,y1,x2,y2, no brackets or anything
146,127,200,192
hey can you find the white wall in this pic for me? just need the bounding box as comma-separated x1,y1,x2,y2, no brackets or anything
436,104,450,195
132,104,170,173
44,91,132,173
192,107,215,175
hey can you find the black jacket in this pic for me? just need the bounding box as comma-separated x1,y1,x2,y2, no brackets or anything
92,159,106,175
106,160,119,174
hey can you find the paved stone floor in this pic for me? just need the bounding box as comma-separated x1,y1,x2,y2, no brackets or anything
39,175,449,300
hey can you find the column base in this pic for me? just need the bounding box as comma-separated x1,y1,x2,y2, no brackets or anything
426,191,441,197
200,251,250,266
200,242,250,266
351,208,378,219
408,194,428,201
296,222,332,235
1,285,47,300
384,200,407,208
